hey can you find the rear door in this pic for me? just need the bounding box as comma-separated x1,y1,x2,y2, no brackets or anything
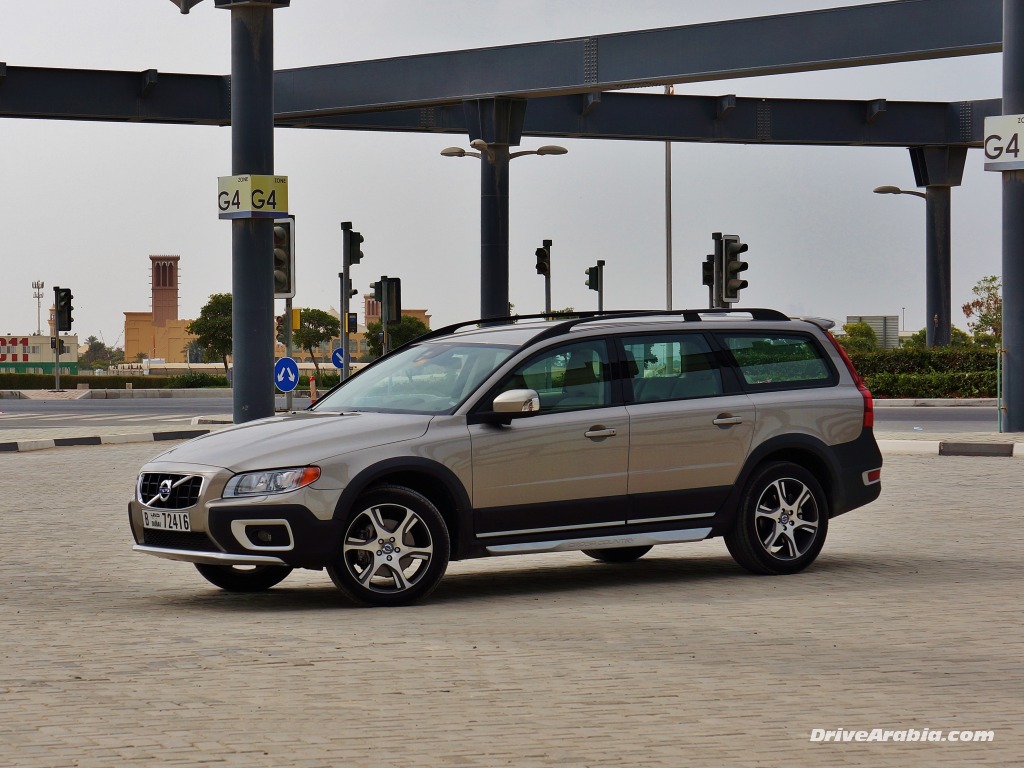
619,332,755,525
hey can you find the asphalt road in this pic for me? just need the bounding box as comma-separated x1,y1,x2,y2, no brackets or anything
0,398,1000,432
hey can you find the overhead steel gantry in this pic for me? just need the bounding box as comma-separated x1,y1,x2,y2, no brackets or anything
0,0,1017,426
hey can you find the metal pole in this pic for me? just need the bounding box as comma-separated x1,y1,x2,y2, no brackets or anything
33,281,44,336
597,259,606,312
543,239,552,315
665,84,674,311
341,221,352,380
284,296,293,411
380,276,390,354
1003,0,1024,431
480,145,510,320
227,5,276,424
924,186,952,347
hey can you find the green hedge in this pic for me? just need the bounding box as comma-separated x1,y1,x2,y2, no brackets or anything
847,348,998,398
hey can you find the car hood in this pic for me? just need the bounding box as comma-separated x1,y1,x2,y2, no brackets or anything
149,411,432,470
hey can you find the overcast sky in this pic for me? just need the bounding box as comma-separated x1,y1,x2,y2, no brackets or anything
0,0,1003,347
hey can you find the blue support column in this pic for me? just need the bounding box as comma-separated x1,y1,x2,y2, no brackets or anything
227,5,277,423
463,98,527,320
909,146,966,348
924,186,952,347
1004,0,1024,431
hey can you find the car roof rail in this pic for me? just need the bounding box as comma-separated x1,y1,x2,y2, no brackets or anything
395,307,793,350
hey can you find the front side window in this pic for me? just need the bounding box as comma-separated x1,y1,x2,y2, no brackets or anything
719,333,833,388
621,334,724,402
314,341,515,414
498,340,612,412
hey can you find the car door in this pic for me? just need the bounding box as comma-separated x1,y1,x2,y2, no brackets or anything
619,333,755,525
468,338,629,539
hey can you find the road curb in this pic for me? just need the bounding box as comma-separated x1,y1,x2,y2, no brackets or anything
0,429,211,453
877,439,1024,457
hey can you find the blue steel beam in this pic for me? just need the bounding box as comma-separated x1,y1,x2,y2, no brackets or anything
272,0,1001,119
0,65,228,124
287,94,1003,149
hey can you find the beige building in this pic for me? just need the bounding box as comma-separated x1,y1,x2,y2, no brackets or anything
124,256,196,364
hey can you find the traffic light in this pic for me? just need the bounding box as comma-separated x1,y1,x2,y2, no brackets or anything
54,286,73,331
371,277,401,323
273,216,296,299
535,240,551,277
585,266,600,291
58,339,67,356
349,230,364,264
702,255,716,288
341,222,364,266
721,235,749,304
275,314,285,343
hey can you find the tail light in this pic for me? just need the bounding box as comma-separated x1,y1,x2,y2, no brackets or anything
825,332,874,429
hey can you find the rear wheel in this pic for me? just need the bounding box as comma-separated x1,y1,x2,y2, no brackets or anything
582,546,652,563
725,461,829,575
194,563,293,592
327,485,450,607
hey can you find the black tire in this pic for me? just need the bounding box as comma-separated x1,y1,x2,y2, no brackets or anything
326,484,451,607
194,563,293,592
725,461,829,575
582,546,653,563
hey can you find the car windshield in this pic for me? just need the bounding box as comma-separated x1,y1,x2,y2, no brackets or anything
313,340,516,414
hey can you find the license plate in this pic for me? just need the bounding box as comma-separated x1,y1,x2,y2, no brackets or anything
142,510,191,531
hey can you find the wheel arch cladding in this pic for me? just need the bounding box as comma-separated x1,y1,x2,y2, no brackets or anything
333,458,472,559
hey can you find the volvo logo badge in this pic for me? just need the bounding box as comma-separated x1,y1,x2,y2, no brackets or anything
158,479,173,501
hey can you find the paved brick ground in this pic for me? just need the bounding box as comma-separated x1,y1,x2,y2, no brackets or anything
1,442,1019,767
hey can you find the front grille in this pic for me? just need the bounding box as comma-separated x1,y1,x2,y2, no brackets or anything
142,530,220,552
138,473,203,510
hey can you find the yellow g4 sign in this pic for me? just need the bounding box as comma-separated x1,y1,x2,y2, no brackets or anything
218,175,289,219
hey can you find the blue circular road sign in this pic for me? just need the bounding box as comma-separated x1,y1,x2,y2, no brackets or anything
331,347,347,369
274,357,300,392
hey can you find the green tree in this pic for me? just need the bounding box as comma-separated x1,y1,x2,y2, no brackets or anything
364,315,430,359
293,308,341,375
79,335,122,369
836,322,878,354
186,293,233,375
901,326,973,349
962,275,1002,343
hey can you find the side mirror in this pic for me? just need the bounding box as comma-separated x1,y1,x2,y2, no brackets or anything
492,388,541,415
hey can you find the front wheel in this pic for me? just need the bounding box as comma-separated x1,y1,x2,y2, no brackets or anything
327,484,450,607
194,563,293,592
725,462,829,575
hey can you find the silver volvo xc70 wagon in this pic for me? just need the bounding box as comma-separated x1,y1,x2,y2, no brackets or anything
129,309,882,606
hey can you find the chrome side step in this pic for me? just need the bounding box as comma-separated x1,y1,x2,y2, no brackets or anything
485,527,713,556
133,545,288,567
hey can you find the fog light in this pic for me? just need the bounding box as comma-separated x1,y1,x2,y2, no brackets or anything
257,529,273,543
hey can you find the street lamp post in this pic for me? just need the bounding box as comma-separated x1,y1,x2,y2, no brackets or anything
32,280,44,335
441,141,567,320
873,184,951,347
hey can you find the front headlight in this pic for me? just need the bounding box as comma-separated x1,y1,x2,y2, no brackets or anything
223,466,321,498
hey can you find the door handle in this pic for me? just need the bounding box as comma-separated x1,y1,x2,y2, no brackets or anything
712,415,743,426
584,427,617,439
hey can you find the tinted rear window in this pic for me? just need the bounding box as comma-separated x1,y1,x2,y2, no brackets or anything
718,334,833,388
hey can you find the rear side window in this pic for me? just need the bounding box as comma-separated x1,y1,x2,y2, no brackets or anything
621,334,724,402
718,333,834,389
